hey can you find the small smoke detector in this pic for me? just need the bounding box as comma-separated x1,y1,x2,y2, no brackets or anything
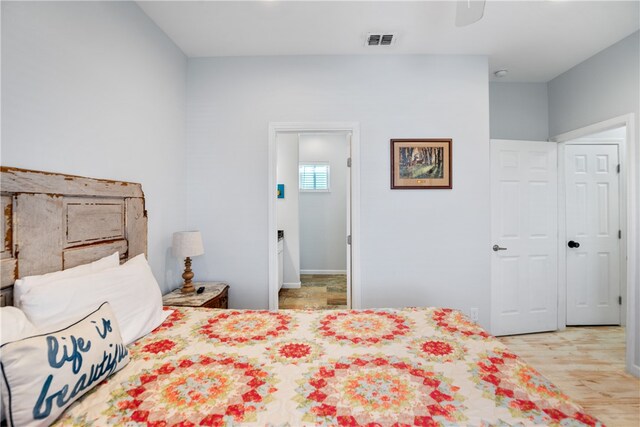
366,33,396,47
494,69,509,78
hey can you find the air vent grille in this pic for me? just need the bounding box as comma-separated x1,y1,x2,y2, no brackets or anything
367,34,381,46
366,33,396,47
380,34,393,45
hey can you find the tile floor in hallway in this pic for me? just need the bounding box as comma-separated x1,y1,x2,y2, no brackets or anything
278,274,347,309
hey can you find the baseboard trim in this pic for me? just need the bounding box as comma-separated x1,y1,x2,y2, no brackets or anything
300,270,347,275
282,282,301,289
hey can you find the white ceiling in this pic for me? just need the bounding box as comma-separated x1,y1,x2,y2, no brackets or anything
137,0,640,82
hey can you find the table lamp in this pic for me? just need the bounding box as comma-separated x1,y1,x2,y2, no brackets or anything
172,231,205,293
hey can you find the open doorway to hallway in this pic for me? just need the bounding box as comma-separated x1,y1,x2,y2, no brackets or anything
275,131,351,309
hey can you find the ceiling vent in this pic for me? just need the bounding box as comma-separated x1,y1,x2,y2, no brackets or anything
366,33,396,47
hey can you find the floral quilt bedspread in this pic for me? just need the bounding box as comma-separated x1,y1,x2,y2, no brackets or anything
55,307,602,426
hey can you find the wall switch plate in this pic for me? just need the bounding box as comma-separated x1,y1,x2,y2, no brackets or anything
470,308,479,323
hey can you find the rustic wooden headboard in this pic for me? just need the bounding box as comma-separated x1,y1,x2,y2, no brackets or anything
0,167,147,306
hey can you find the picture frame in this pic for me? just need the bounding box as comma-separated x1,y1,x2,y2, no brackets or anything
390,139,452,189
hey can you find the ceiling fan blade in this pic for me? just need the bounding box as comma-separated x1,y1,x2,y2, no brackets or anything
455,0,486,27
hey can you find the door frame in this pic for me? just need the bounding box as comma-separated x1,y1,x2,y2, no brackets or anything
551,113,637,376
268,122,361,310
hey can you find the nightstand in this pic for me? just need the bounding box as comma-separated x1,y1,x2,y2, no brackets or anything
162,282,229,309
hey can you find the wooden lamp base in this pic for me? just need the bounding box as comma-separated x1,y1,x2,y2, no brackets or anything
181,256,195,293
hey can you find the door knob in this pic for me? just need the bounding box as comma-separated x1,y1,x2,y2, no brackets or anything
568,240,580,248
492,244,507,252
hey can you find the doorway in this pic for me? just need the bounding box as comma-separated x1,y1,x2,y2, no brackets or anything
276,132,350,309
562,130,624,326
491,132,625,333
553,116,637,378
268,122,361,310
491,114,638,377
490,139,559,336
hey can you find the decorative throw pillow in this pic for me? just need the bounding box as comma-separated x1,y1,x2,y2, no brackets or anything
0,302,129,426
0,307,39,423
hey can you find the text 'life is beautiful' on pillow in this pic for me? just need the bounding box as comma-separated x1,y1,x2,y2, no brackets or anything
0,302,129,427
20,254,168,345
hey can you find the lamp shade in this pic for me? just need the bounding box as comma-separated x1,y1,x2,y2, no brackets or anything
172,231,204,258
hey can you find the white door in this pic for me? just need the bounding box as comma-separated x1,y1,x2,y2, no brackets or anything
346,133,352,308
565,144,620,325
491,140,558,336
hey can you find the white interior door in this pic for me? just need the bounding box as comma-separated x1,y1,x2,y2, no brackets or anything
346,133,352,308
565,144,621,325
491,140,558,336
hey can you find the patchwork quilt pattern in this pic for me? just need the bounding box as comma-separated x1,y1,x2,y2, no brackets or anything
54,307,602,426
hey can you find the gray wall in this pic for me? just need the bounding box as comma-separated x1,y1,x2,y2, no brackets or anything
276,133,301,286
548,31,640,372
548,32,639,139
299,133,348,273
1,1,188,293
187,55,491,326
489,82,549,141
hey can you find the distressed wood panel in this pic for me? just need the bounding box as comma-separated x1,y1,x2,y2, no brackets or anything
16,193,64,277
64,198,124,246
63,240,128,269
0,167,147,305
1,258,17,288
126,197,147,257
1,195,13,259
1,167,143,198
0,287,13,307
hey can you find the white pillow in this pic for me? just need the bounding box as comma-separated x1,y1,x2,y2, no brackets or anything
0,307,38,344
0,302,129,427
20,254,167,345
13,252,120,308
0,307,39,423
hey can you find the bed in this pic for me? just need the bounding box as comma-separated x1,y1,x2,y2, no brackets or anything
0,168,603,426
51,306,600,426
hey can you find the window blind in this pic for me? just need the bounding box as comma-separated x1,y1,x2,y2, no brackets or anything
299,164,330,191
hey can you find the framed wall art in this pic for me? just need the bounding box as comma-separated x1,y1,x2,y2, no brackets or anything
390,139,452,189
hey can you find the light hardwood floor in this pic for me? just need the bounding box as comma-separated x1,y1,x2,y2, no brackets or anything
499,326,639,427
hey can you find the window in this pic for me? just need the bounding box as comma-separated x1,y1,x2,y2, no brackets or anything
299,163,330,192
